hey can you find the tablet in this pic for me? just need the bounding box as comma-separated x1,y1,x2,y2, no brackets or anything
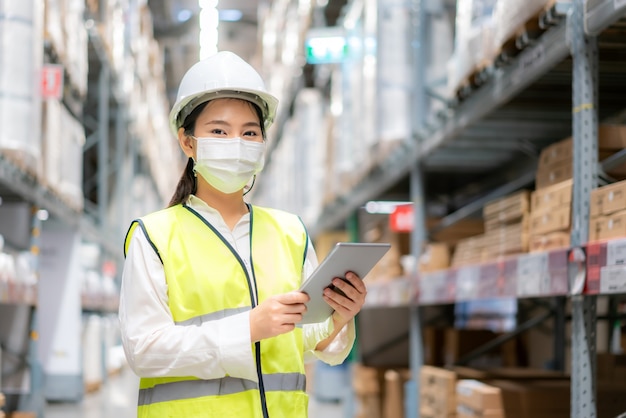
298,242,391,324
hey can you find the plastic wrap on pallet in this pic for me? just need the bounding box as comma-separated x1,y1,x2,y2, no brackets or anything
44,0,65,59
64,0,88,96
492,0,553,49
377,0,411,144
447,0,497,97
0,0,42,167
43,100,84,210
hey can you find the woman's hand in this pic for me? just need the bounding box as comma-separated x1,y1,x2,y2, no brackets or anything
250,291,310,342
323,271,367,329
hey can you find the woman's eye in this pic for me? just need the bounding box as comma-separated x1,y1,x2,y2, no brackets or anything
211,129,227,135
243,131,259,137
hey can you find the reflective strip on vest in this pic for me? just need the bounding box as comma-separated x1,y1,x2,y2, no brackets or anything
138,373,306,406
174,306,251,326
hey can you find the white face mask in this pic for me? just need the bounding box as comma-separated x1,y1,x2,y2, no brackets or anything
193,137,266,194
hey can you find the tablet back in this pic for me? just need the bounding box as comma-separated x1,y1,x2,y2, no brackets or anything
299,242,391,324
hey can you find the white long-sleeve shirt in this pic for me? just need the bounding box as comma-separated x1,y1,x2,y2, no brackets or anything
119,195,355,383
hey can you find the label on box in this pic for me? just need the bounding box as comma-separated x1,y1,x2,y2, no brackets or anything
419,270,449,303
599,265,626,294
606,238,626,265
456,266,480,300
517,252,550,296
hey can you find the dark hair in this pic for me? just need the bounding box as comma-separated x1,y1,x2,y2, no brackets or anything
167,99,266,207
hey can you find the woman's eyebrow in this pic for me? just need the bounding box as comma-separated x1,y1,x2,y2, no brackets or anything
203,119,230,126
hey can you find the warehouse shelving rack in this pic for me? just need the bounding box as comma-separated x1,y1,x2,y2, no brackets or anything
0,7,166,416
307,0,626,417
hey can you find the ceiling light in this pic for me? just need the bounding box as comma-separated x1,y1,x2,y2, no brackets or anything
177,9,192,22
219,9,243,22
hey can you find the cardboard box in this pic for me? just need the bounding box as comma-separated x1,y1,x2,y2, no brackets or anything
594,210,626,241
590,180,626,218
452,234,490,267
456,380,503,411
483,222,529,257
356,394,382,418
353,364,383,395
538,125,626,167
491,380,570,416
457,407,505,418
420,366,457,416
597,353,626,382
428,218,485,247
589,216,604,242
483,190,530,221
419,243,450,273
538,137,573,167
598,124,626,149
529,205,570,236
530,180,572,212
383,369,409,418
529,231,570,252
535,159,573,189
597,382,626,418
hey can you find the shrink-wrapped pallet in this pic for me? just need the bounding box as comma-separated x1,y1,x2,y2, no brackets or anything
0,0,42,169
492,0,555,51
447,0,497,96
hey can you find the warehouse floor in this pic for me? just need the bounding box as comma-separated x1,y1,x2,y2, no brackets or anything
44,365,347,417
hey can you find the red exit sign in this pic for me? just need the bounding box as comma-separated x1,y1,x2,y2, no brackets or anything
41,64,64,99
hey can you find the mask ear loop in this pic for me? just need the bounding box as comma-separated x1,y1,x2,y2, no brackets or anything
243,175,256,196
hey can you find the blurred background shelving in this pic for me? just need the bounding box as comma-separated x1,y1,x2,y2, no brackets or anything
1,0,626,417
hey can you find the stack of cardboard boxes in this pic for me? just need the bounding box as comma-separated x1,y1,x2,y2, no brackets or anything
482,191,530,259
528,179,572,252
589,179,626,242
451,191,530,266
528,138,575,252
418,357,626,418
456,380,504,418
353,365,411,418
420,366,457,418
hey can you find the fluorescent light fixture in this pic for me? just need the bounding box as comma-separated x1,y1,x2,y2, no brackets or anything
364,201,411,214
199,0,219,60
219,9,243,22
177,9,192,22
36,209,49,221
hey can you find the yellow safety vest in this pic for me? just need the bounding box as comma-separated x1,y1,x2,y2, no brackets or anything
124,203,310,418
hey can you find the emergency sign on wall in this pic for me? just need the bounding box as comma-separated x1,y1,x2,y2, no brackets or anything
41,64,64,100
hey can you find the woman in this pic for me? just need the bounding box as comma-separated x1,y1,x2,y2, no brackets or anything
119,51,366,417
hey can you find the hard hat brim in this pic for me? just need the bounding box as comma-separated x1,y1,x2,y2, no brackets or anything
169,88,279,137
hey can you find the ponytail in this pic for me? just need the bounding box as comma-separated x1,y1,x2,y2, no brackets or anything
168,158,196,207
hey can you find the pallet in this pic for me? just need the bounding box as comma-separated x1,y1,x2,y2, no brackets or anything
454,60,495,101
494,0,563,68
0,149,39,179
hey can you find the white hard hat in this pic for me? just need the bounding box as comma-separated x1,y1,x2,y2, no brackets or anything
169,51,279,137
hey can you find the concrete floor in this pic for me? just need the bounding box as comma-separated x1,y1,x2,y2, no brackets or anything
43,365,347,418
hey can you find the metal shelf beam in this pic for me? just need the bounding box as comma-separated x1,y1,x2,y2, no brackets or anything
585,0,626,36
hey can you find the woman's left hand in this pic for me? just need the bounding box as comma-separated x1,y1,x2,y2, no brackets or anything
323,271,367,328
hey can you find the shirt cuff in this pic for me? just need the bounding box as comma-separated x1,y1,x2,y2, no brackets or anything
309,318,356,365
215,311,258,382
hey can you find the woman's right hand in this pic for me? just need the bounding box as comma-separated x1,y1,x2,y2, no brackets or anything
250,292,310,342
